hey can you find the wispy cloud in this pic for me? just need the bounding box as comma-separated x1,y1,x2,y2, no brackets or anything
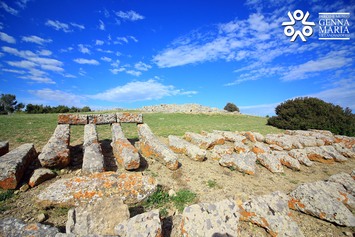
115,10,145,21
114,36,138,45
95,40,104,45
134,61,152,71
16,0,31,9
126,70,142,77
98,20,105,30
45,20,84,32
29,88,85,106
100,56,112,62
73,58,99,65
22,35,52,45
0,32,16,44
78,44,90,54
0,2,18,15
70,22,85,30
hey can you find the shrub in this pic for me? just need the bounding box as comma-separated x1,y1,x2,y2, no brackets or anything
224,102,240,112
267,97,355,136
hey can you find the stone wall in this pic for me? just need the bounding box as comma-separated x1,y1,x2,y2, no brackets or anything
138,103,234,114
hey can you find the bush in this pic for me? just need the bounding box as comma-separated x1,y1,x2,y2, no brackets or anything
267,97,355,136
224,102,239,112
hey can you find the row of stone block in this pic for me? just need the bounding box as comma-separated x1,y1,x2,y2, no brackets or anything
58,113,143,125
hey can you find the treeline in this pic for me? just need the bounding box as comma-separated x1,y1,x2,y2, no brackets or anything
25,104,91,114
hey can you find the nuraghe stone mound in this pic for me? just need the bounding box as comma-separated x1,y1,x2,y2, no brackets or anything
138,103,233,114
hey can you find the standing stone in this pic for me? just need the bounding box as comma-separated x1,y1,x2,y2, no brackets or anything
168,135,206,161
219,152,257,175
82,124,105,174
256,153,284,173
58,114,87,125
0,143,37,189
0,141,9,156
66,196,130,236
181,199,240,237
29,168,57,187
288,149,313,167
207,144,234,161
273,151,301,171
88,114,116,124
137,123,179,170
117,112,143,123
0,218,59,237
38,124,70,168
115,209,162,237
37,172,157,207
111,123,140,170
240,191,304,237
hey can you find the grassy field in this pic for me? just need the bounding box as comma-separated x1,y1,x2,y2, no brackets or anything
0,112,282,150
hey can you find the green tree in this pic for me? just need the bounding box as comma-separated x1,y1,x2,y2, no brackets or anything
0,94,17,114
15,102,25,112
81,106,91,112
224,102,240,112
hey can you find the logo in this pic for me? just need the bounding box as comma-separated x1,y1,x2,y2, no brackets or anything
282,10,315,42
318,13,350,40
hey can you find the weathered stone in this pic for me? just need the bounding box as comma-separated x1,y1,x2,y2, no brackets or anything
111,123,140,170
0,218,59,237
273,151,301,171
168,135,206,161
140,103,226,114
289,180,355,226
251,142,270,155
58,114,87,125
265,134,293,150
219,152,257,175
321,145,347,162
37,172,157,207
240,191,304,237
38,124,70,168
295,135,321,147
288,149,313,167
335,135,355,149
184,132,223,150
269,144,284,151
213,130,245,142
0,143,37,189
137,123,179,170
242,131,257,143
29,168,56,187
88,114,116,124
206,144,234,161
257,153,284,173
19,183,29,192
333,143,355,158
115,209,162,237
37,213,47,223
181,199,240,237
252,132,265,142
327,172,355,197
304,146,334,163
308,130,334,145
117,112,143,123
82,124,105,174
234,141,249,153
66,196,130,236
0,141,9,156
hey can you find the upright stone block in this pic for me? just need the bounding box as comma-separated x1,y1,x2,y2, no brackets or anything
137,123,179,170
58,114,87,125
88,114,117,124
82,124,105,174
0,141,9,156
38,124,70,168
0,143,37,189
111,123,140,170
117,112,143,123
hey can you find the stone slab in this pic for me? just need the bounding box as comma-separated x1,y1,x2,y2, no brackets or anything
82,124,105,174
88,114,117,124
169,135,206,161
0,218,59,237
219,152,257,175
58,114,87,125
29,168,56,188
116,112,143,123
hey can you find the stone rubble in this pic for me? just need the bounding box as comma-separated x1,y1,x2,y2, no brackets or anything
327,172,355,197
206,144,234,161
111,123,140,170
0,218,59,237
137,123,179,170
256,153,284,173
38,124,71,169
29,168,57,188
273,151,301,171
0,141,9,156
82,124,105,174
219,152,257,175
184,132,224,150
288,149,313,167
304,146,335,164
213,130,245,143
139,103,228,114
0,143,37,189
168,135,206,161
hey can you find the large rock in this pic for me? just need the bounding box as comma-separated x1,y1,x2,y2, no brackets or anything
0,141,9,156
327,172,355,197
242,131,257,143
29,168,56,187
308,130,335,145
273,151,301,171
289,180,355,226
137,123,179,170
234,141,249,153
304,146,335,164
321,145,348,162
115,209,162,237
333,143,355,158
251,142,270,155
82,124,105,174
0,143,37,189
58,114,87,125
38,124,70,168
66,196,130,236
219,152,257,175
240,191,304,237
181,199,240,237
88,114,116,124
111,123,140,170
265,134,293,151
37,172,157,207
288,149,313,167
117,112,143,123
213,130,245,142
335,135,355,149
256,153,284,173
168,135,206,161
0,218,59,237
184,132,224,150
207,144,234,161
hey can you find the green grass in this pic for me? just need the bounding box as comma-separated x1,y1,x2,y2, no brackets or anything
171,189,197,212
207,179,218,188
0,190,14,202
0,112,281,150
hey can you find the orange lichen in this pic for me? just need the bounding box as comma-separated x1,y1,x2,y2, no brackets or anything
307,154,334,164
73,191,100,200
24,224,39,231
338,191,349,204
252,147,265,154
0,176,17,190
239,206,256,220
244,132,257,142
288,198,305,210
319,212,326,219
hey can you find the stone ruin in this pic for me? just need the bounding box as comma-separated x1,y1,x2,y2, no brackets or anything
0,112,355,236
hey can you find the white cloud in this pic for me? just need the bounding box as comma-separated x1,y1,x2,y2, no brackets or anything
98,20,105,30
7,60,36,69
2,68,26,74
90,79,196,102
97,48,113,54
110,60,120,68
134,61,152,71
110,68,125,74
70,22,85,30
40,64,64,72
0,2,18,15
129,36,138,42
78,44,90,54
0,32,16,44
115,10,144,21
115,37,128,44
29,88,84,106
101,56,112,62
20,75,55,84
38,49,52,56
22,35,52,45
126,70,142,77
73,58,99,65
16,0,30,9
95,40,104,45
45,20,70,32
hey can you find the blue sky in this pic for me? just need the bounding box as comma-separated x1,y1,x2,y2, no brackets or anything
0,0,354,116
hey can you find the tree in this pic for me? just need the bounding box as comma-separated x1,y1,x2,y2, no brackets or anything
224,102,240,112
81,106,91,112
0,94,17,114
15,103,25,112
